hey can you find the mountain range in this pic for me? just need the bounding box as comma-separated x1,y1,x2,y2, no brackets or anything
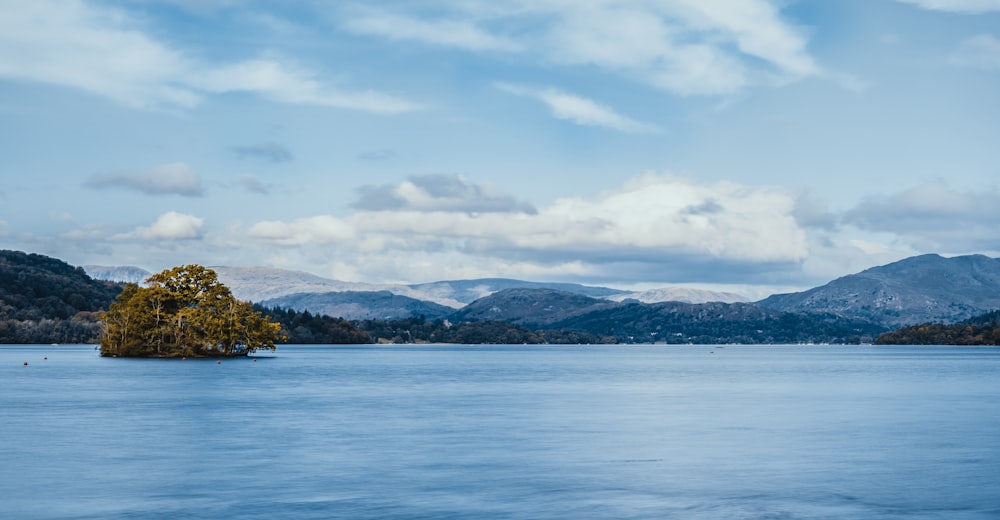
84,264,746,318
757,254,1000,327
3,249,998,344
80,253,1000,330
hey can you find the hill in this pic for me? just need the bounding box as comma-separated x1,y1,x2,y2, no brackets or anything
210,266,378,303
550,301,884,344
447,288,883,344
449,288,619,326
407,278,625,304
260,290,455,321
1,250,123,343
756,254,1000,327
876,310,1000,345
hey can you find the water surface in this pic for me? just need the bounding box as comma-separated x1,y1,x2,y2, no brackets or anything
3,344,999,519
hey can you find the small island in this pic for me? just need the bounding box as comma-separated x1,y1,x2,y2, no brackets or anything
100,264,282,358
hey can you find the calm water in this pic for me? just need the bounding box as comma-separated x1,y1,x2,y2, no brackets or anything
2,344,999,519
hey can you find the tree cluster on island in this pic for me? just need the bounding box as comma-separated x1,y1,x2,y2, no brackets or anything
100,265,282,357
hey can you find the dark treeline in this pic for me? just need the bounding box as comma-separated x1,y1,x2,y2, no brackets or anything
356,315,614,345
254,308,615,345
0,315,106,344
876,310,1000,345
1,250,123,344
553,302,884,345
255,305,372,344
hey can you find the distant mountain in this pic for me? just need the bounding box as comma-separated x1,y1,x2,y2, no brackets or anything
608,287,747,304
83,265,151,284
260,290,455,321
407,278,625,304
95,264,745,312
210,266,627,308
210,266,378,303
449,287,882,344
449,288,619,326
757,254,1000,327
74,253,1000,341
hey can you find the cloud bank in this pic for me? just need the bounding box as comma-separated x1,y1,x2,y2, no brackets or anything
844,181,1000,252
249,173,808,283
115,211,205,240
353,174,537,214
85,163,204,197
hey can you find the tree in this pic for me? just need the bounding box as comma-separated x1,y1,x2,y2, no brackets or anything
100,265,282,357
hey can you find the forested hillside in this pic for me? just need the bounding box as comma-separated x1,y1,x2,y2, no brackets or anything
355,315,613,345
549,301,884,344
876,310,1000,345
256,305,373,344
260,290,455,321
0,250,124,343
451,288,885,344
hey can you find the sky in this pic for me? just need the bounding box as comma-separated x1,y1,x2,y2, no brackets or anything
1,0,999,298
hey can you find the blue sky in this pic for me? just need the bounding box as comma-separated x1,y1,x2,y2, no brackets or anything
2,0,999,297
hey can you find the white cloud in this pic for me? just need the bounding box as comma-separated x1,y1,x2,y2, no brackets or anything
674,0,820,79
895,0,1000,13
85,163,204,197
0,0,420,112
0,1,195,109
193,58,422,113
354,174,537,213
343,9,522,52
116,211,205,240
247,173,809,283
341,0,822,96
497,83,659,133
249,216,356,246
540,0,818,94
61,225,104,242
951,34,1000,70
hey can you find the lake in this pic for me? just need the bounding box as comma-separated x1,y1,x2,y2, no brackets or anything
2,344,999,519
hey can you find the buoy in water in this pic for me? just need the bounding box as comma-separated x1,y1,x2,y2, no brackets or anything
43,356,48,360
23,361,28,366
253,358,257,363
217,360,221,365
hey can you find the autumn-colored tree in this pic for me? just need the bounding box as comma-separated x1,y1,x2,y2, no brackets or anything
100,265,281,357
